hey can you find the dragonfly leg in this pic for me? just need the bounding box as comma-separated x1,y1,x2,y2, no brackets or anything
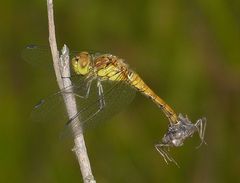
155,143,179,167
195,117,207,148
66,80,106,127
62,79,93,100
97,80,106,108
85,79,93,98
76,80,105,126
73,79,93,99
83,80,105,119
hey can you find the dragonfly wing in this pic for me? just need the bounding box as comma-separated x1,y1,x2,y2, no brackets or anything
22,45,53,69
69,74,136,131
31,73,135,128
22,44,79,72
30,75,89,125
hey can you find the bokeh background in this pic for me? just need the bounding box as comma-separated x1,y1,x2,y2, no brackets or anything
1,0,240,182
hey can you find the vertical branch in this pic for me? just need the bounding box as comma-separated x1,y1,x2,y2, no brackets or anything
46,0,96,182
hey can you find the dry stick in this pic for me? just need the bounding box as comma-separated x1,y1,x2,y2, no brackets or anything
46,0,96,182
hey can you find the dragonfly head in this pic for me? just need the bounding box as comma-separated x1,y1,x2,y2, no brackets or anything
72,51,91,75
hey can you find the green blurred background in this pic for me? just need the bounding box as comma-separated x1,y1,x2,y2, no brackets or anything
1,0,240,182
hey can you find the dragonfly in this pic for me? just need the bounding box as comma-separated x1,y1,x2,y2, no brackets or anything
23,45,206,166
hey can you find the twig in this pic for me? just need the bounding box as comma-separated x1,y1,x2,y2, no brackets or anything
46,0,96,182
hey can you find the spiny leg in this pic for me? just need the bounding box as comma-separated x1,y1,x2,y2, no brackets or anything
97,80,106,109
155,144,179,167
84,79,93,98
62,78,93,99
74,78,93,99
195,117,207,148
67,79,106,128
81,79,106,122
155,144,170,164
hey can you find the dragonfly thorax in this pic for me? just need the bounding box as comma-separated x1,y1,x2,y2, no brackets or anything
72,51,92,75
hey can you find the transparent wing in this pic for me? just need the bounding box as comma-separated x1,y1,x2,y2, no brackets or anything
30,75,89,124
22,45,53,69
22,44,100,68
75,77,136,131
22,44,80,73
31,76,135,133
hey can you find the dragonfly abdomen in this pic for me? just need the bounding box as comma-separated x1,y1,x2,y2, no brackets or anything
128,71,178,124
94,54,178,124
154,96,178,124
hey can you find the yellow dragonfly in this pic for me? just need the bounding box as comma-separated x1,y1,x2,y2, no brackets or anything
23,45,206,166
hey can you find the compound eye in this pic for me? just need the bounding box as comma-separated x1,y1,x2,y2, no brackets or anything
81,59,88,67
78,52,90,67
